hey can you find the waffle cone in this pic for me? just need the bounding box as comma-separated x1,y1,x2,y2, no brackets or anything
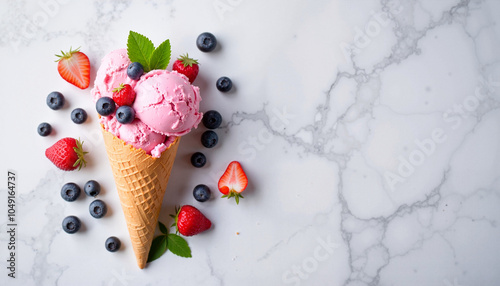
101,126,180,269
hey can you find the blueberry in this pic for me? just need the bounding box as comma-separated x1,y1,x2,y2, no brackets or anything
105,236,121,252
201,130,218,148
191,152,206,168
89,199,107,219
127,62,144,80
202,110,222,129
116,106,135,124
193,184,211,202
62,215,81,234
37,122,52,136
196,32,217,52
71,108,87,124
61,182,81,202
46,91,65,110
84,180,101,197
216,76,232,92
96,97,116,116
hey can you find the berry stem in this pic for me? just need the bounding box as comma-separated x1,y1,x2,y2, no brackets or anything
221,190,244,205
178,53,199,67
73,138,88,170
55,46,81,62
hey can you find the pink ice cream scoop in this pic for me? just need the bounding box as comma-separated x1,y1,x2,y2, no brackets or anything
91,49,165,156
133,69,202,137
109,118,167,154
92,49,137,102
91,49,202,158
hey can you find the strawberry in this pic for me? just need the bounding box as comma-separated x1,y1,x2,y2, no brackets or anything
218,161,248,204
112,83,136,106
171,205,211,236
172,54,199,83
55,47,90,89
45,138,88,171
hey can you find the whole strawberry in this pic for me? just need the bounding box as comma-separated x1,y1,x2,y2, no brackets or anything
112,83,136,106
171,205,211,236
172,54,199,83
55,47,90,89
218,161,248,204
45,138,88,171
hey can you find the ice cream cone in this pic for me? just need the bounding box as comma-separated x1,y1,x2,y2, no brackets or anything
100,126,180,269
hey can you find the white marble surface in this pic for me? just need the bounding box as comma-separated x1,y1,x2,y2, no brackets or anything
1,0,500,285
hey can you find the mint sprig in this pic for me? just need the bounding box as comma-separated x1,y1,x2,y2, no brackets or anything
127,31,171,73
149,39,171,72
147,221,192,263
167,234,192,258
127,31,154,71
158,221,169,235
147,234,168,262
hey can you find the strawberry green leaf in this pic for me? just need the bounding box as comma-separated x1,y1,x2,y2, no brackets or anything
127,31,155,72
112,83,126,93
149,39,171,71
221,191,244,205
55,47,81,62
158,221,168,235
73,138,88,171
147,235,168,263
178,53,198,67
236,193,244,205
167,234,192,258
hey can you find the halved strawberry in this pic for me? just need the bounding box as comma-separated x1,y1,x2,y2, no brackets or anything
55,47,90,89
218,161,248,204
45,137,88,171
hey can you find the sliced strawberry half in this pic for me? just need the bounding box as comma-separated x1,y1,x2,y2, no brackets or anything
55,47,90,89
218,161,248,204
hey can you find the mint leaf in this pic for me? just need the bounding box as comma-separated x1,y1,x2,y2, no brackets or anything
158,221,168,235
149,39,171,70
167,234,192,258
147,235,168,263
127,31,155,72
